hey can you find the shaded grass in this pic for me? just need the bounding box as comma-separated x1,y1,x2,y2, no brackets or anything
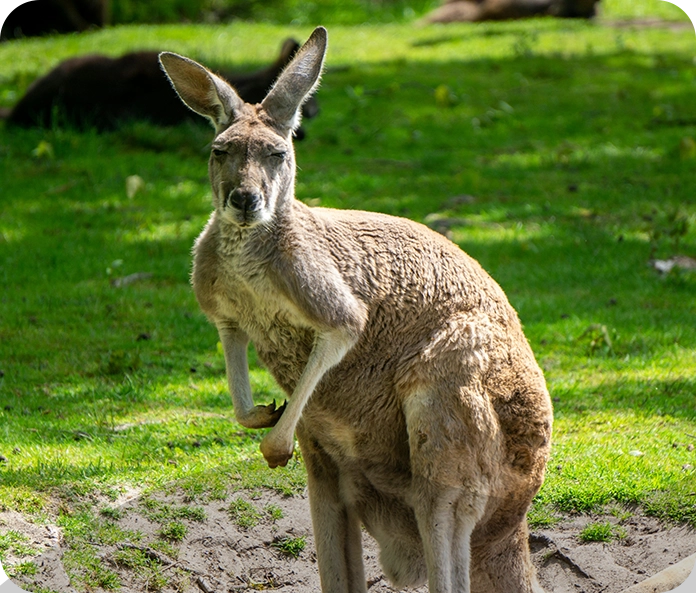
0,9,695,550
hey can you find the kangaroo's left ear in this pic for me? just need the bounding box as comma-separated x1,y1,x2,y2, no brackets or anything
261,26,327,133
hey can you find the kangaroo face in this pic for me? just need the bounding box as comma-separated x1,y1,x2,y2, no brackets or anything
209,117,294,228
159,28,325,225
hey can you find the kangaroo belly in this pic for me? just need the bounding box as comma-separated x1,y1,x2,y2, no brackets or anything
300,341,551,544
253,327,314,396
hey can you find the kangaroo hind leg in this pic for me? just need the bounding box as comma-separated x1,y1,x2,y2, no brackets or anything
471,520,545,593
404,385,497,593
298,430,367,593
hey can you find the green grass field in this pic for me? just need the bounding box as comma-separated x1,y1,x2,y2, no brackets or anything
1,2,695,575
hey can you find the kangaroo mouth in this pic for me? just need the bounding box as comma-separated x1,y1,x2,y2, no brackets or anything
222,204,265,228
229,211,259,227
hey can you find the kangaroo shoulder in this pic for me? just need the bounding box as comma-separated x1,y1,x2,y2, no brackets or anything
267,203,369,335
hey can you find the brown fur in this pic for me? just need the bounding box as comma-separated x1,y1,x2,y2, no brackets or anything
160,26,552,593
426,0,599,22
5,39,318,136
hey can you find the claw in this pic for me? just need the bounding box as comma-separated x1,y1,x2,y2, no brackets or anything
237,401,287,429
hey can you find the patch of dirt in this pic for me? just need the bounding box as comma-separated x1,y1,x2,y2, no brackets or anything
530,514,696,593
4,490,696,593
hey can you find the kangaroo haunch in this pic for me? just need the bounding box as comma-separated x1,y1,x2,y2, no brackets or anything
159,26,553,593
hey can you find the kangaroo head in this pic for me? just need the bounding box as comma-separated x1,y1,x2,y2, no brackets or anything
159,27,327,228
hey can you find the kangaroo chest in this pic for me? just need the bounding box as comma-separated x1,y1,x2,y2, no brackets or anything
215,256,316,394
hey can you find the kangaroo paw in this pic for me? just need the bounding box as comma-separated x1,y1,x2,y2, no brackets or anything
237,401,287,429
260,432,294,468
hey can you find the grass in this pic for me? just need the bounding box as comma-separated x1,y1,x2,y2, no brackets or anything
51,499,190,589
2,0,690,33
271,535,307,559
602,0,691,21
578,521,627,543
0,2,695,584
140,498,207,523
527,504,562,529
265,503,284,521
228,497,262,529
158,521,188,542
0,529,41,580
113,547,169,592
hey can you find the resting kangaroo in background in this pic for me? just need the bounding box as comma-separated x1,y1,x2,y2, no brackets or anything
160,26,552,593
425,0,599,23
4,38,318,137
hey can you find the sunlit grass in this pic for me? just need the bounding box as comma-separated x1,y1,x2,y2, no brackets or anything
118,218,208,244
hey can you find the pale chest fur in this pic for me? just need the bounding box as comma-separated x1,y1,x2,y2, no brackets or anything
216,261,308,344
192,215,317,386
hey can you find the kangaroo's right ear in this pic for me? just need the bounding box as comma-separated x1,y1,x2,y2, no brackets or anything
159,52,244,132
261,26,327,133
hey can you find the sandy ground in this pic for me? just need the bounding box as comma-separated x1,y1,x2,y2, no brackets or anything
4,489,696,593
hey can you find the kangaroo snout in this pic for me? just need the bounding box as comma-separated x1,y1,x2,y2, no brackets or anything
227,188,263,214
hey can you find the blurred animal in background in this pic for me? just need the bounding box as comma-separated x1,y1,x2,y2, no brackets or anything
1,0,108,40
1,38,319,137
426,0,600,22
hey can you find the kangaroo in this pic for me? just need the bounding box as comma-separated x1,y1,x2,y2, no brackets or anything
159,26,552,593
4,38,318,137
426,0,599,22
1,0,105,41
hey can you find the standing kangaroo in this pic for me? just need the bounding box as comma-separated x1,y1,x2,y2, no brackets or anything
160,26,552,593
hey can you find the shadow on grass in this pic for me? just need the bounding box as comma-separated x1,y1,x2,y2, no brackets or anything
552,375,696,419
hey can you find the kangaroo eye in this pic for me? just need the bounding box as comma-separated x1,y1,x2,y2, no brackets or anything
211,148,226,158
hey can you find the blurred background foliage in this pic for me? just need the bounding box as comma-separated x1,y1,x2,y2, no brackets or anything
106,0,691,25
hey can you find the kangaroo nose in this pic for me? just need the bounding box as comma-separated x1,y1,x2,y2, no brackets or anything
228,189,262,212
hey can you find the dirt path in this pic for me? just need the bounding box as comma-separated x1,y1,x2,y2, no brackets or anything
4,489,695,593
